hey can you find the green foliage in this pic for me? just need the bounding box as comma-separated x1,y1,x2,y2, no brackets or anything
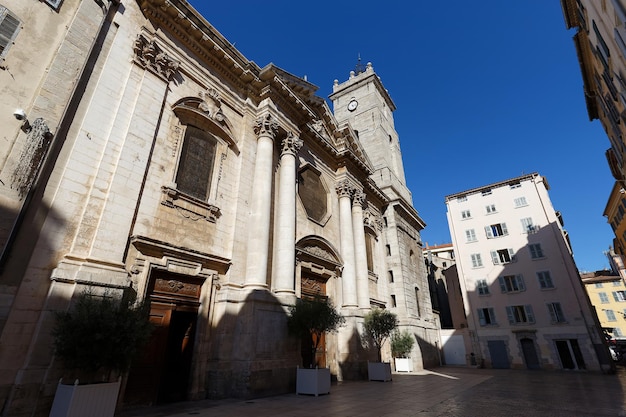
52,288,153,379
363,308,398,361
287,296,345,367
391,330,415,358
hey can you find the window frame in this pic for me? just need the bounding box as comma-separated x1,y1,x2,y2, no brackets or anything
599,292,610,303
476,279,490,295
547,302,566,323
471,253,483,268
465,229,477,242
477,307,497,326
491,248,516,265
0,6,21,60
499,274,525,293
537,271,554,289
529,243,544,259
485,223,508,238
506,304,535,324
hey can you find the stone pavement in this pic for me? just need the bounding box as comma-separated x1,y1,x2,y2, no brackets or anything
117,366,626,417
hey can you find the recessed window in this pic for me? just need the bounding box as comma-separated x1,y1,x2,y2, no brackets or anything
491,249,515,264
606,309,617,322
485,223,508,238
465,229,477,242
477,307,496,325
613,290,626,302
599,292,609,303
461,210,471,219
385,244,391,256
506,305,535,324
514,197,528,207
521,217,536,233
547,302,566,323
471,253,483,268
529,243,544,259
498,275,525,293
481,189,492,196
0,6,20,59
476,279,489,295
176,126,218,201
486,204,496,214
390,294,397,308
537,271,554,289
388,270,394,283
595,282,604,288
457,196,467,202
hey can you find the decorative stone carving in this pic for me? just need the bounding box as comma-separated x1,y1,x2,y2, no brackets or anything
133,34,180,81
281,132,303,156
11,117,52,198
254,114,279,139
335,179,354,198
199,88,226,122
302,245,335,262
352,189,366,207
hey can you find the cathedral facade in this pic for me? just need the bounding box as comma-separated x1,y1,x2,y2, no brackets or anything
0,1,438,415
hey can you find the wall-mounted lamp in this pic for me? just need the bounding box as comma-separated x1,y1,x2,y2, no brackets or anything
13,108,31,133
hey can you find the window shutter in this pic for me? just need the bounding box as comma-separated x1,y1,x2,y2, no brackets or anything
0,8,20,57
525,305,535,323
477,309,486,326
485,226,493,238
547,303,557,322
498,276,507,293
502,223,508,235
515,274,526,291
491,251,499,265
613,291,620,302
506,306,515,324
488,308,496,324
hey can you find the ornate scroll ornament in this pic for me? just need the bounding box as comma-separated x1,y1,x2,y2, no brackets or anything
199,88,226,122
11,118,52,198
302,245,336,262
281,132,303,156
352,189,366,207
253,114,279,139
133,34,180,81
335,179,354,198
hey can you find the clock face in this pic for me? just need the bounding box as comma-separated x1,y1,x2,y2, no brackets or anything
347,99,358,111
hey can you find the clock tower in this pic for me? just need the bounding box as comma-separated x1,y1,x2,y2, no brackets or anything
329,61,411,203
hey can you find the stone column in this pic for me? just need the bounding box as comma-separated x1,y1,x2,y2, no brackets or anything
336,179,357,307
273,133,303,294
245,114,278,288
352,190,370,309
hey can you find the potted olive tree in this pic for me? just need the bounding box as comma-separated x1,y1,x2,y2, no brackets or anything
287,296,345,396
391,330,415,372
49,287,153,417
363,308,398,382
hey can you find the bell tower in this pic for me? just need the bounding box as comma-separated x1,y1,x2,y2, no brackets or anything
329,61,410,203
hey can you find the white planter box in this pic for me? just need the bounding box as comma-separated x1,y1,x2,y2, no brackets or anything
367,361,392,382
49,379,121,417
394,357,413,372
296,367,331,396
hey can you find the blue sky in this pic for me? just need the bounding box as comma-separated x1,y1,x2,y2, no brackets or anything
188,1,615,272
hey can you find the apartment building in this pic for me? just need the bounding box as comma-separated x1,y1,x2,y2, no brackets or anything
446,173,608,371
582,270,626,338
561,0,626,257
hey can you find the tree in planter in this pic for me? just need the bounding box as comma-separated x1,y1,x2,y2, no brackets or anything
391,330,415,358
52,287,154,383
287,296,345,368
363,308,398,362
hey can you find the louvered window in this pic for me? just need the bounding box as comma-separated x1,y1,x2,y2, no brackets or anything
44,0,63,10
0,6,20,59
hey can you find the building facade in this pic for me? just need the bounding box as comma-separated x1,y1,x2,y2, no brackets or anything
560,0,626,256
0,1,437,415
581,269,626,338
446,173,608,371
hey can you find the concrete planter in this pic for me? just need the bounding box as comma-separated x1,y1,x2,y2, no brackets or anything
367,361,392,381
394,357,413,372
49,379,121,417
296,367,331,396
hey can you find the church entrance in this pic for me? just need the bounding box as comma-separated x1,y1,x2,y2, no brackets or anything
301,272,328,368
124,270,203,405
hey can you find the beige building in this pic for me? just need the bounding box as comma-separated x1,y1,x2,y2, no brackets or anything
0,1,438,415
446,173,608,371
561,0,626,258
582,269,626,338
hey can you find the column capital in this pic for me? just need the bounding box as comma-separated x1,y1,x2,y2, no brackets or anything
335,179,354,198
281,132,303,156
254,114,279,139
352,189,366,207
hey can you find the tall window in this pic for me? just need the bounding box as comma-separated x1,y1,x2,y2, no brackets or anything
595,282,604,288
465,229,477,242
176,126,218,200
613,291,626,302
606,309,617,322
547,302,566,323
486,204,496,214
461,210,471,219
537,271,554,289
599,292,609,303
476,279,489,295
521,217,536,233
485,223,508,238
388,270,394,283
514,197,528,207
0,6,20,59
471,253,483,268
390,294,397,308
506,305,535,324
498,275,525,293
365,233,375,272
491,248,515,264
477,308,496,326
415,287,421,316
529,243,544,259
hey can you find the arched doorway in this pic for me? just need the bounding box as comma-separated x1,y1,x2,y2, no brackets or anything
124,269,204,405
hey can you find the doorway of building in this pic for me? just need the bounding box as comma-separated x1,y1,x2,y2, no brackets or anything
300,272,328,368
487,340,510,369
555,339,586,370
520,338,541,369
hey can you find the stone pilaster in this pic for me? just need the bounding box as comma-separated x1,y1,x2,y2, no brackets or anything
336,179,357,307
